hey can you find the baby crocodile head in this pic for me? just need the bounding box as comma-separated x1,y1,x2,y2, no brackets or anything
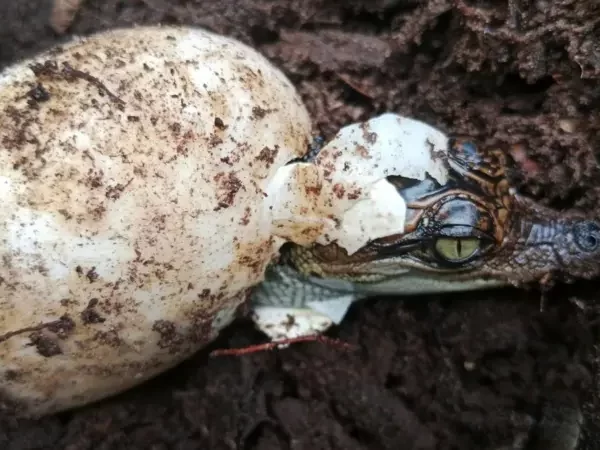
284,138,600,295
251,135,599,450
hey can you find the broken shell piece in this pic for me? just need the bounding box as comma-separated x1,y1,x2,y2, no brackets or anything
251,295,354,348
251,307,335,344
266,113,451,255
314,113,449,254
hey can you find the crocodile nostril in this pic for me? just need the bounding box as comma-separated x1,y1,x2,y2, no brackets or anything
574,221,600,252
583,234,597,249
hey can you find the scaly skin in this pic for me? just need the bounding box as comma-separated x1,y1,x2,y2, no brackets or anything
252,137,600,450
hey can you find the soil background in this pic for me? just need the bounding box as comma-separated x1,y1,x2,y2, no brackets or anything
1,0,600,449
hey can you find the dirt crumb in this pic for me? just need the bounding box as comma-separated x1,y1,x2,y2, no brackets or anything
255,145,279,169
80,298,106,324
28,331,62,357
152,319,186,354
213,171,243,209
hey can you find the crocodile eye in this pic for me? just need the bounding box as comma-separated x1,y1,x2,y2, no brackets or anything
434,237,481,263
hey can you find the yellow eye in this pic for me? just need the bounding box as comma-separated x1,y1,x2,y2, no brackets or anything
434,237,481,262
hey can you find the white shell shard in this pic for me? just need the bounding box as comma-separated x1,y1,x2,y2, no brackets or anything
305,297,354,324
0,25,312,416
319,113,449,187
266,113,450,255
252,296,353,344
333,178,407,255
265,162,333,246
251,307,335,342
314,113,449,254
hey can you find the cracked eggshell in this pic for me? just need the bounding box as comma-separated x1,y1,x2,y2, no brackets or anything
265,113,450,255
0,25,312,416
314,113,450,254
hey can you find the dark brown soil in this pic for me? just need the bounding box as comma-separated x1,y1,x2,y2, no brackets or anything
1,1,600,449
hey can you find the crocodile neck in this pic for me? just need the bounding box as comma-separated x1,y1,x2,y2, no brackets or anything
250,258,506,315
251,263,361,308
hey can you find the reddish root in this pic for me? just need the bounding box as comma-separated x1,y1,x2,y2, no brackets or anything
210,334,357,357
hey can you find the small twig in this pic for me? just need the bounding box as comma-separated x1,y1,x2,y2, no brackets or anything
62,62,126,107
210,334,357,357
30,60,125,108
336,73,374,99
0,316,74,344
0,324,50,344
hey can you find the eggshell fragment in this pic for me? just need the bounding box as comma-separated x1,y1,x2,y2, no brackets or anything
0,25,312,416
314,113,449,254
251,307,335,343
267,113,450,255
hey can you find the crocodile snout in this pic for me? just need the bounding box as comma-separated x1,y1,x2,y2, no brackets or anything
573,220,600,253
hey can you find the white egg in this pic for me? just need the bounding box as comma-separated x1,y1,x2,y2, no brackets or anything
0,24,312,416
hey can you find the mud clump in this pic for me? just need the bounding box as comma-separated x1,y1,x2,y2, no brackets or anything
1,1,599,449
